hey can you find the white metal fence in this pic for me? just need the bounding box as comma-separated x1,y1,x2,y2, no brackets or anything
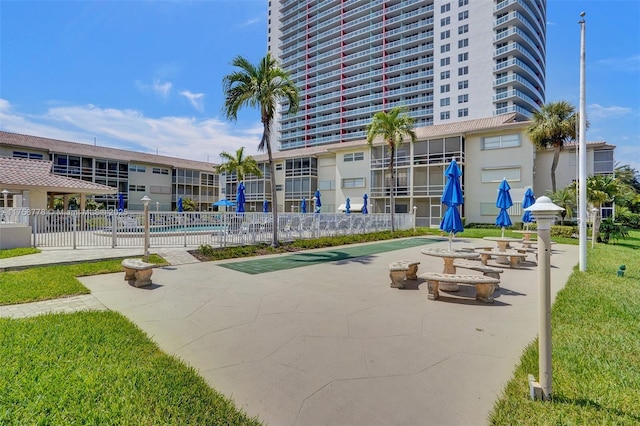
14,210,415,249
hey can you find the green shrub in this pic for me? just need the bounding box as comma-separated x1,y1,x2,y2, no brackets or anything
599,218,629,244
551,225,576,238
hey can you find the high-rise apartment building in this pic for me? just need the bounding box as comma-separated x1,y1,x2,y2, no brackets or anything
268,0,546,151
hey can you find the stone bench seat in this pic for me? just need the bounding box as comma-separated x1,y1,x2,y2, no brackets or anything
121,258,155,288
419,272,500,303
476,250,527,269
389,260,420,288
453,260,504,280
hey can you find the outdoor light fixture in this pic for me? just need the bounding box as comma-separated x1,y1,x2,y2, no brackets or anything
2,189,9,208
141,196,151,262
524,196,564,401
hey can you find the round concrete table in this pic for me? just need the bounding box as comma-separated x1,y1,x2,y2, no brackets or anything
483,236,524,264
421,248,480,291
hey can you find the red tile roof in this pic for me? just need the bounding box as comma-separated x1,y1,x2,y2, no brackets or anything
0,157,116,193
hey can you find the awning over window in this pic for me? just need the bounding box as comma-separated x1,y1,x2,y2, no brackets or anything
337,203,364,212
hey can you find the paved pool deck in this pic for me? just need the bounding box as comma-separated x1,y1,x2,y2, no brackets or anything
1,237,579,425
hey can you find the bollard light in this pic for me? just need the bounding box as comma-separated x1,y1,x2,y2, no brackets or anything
524,196,564,401
2,189,8,208
618,265,626,277
141,196,151,262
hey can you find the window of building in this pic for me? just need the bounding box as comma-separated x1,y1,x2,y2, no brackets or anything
440,17,450,26
458,10,469,20
458,66,469,76
458,94,468,103
440,111,450,120
275,163,283,170
482,134,521,150
440,98,450,106
458,24,468,34
152,167,169,175
440,57,450,66
129,165,146,173
318,180,335,190
128,184,146,192
459,0,469,6
458,52,468,62
441,3,451,12
13,151,44,160
594,150,614,174
458,80,469,89
275,184,283,191
440,30,450,40
458,38,469,48
342,178,365,188
481,166,521,183
440,84,450,93
440,71,450,79
440,43,450,53
343,152,364,162
458,108,469,117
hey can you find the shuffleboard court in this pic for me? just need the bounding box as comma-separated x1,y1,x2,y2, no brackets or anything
218,238,437,274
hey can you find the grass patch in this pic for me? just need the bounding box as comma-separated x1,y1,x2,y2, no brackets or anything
489,230,640,424
0,255,166,306
0,247,40,259
0,311,260,425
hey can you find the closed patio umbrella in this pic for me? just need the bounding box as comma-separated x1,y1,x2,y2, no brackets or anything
362,193,368,214
521,187,535,230
263,199,269,213
177,197,183,212
236,182,245,214
495,178,513,238
301,197,307,213
439,159,464,251
314,189,322,213
345,197,351,214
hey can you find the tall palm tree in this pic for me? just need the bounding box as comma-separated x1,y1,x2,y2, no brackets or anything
223,53,299,247
526,101,581,193
366,106,417,232
216,147,262,182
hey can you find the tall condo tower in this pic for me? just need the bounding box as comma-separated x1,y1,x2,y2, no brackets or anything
268,0,546,151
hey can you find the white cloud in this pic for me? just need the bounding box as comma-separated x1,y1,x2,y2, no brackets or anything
180,90,205,112
0,99,264,162
135,79,173,98
588,103,632,120
597,54,640,72
238,17,262,28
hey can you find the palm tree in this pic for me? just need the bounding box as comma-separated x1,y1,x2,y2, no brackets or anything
366,106,417,232
549,186,575,225
216,146,262,184
222,53,299,247
585,175,619,242
526,101,581,193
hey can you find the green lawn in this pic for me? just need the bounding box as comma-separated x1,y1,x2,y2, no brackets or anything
489,231,640,424
0,255,166,306
0,311,260,425
0,247,40,259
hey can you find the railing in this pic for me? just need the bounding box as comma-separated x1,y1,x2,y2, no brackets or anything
25,210,414,249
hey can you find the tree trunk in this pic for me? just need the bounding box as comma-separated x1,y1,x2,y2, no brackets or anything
264,121,279,248
551,145,561,193
389,142,396,233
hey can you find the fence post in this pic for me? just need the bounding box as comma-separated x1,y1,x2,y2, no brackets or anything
72,213,77,249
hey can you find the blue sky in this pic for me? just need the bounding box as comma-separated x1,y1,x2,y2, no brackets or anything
1,0,639,172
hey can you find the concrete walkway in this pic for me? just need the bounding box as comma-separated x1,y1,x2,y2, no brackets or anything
1,239,579,425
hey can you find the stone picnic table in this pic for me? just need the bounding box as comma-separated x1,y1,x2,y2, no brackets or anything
483,236,525,265
420,248,480,291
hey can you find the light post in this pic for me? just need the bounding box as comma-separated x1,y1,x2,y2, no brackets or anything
413,205,417,232
578,11,588,271
141,196,151,262
524,196,564,401
2,189,8,208
591,207,598,249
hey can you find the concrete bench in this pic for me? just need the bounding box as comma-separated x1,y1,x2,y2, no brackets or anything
121,258,155,288
389,260,420,289
477,250,527,269
453,260,504,280
419,272,500,303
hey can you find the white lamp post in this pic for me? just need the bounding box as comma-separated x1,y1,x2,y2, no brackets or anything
141,196,151,262
413,205,417,232
578,12,588,271
524,196,564,401
2,189,8,208
591,207,598,249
